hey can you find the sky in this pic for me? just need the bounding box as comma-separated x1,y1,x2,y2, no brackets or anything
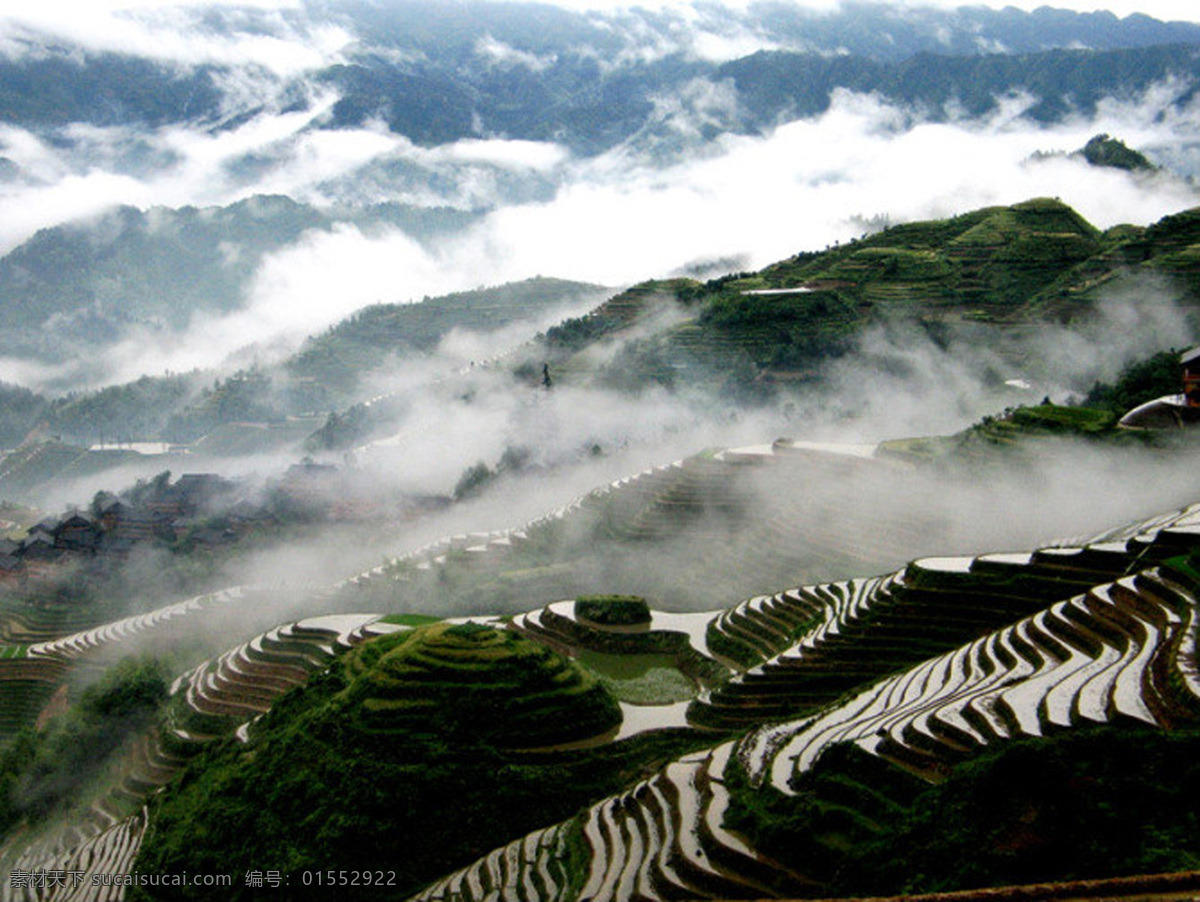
4,0,1200,17
546,0,1200,18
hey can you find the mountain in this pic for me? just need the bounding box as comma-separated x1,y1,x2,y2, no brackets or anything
286,276,610,396
718,43,1200,130
513,198,1200,399
1078,133,1160,171
0,196,477,369
1,195,1194,505
2,3,1199,155
0,275,608,502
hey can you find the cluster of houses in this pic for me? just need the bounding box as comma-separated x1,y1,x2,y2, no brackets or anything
0,459,453,589
0,473,268,585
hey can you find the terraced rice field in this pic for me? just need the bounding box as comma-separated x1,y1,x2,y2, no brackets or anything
5,461,1200,901
341,441,954,614
0,614,401,901
408,503,1200,902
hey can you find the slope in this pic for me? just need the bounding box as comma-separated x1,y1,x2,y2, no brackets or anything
517,198,1199,395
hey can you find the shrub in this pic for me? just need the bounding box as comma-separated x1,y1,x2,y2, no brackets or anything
576,595,651,626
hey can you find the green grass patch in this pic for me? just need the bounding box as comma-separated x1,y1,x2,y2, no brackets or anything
378,613,441,626
1008,404,1116,434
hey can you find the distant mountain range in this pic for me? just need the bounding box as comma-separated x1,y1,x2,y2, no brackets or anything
0,196,475,369
2,2,1199,154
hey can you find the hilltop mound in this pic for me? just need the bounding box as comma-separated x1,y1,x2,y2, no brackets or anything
340,621,620,747
131,623,703,900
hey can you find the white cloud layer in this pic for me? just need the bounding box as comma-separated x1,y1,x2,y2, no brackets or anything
3,0,1199,71
435,87,1200,286
0,2,352,71
536,0,1200,23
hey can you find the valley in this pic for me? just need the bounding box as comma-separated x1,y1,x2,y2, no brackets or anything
0,1,1199,898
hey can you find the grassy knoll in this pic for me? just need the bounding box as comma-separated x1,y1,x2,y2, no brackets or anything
574,595,651,627
132,624,709,901
341,622,619,746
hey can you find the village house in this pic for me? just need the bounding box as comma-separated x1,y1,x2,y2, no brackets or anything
98,498,129,532
1183,346,1200,408
20,534,67,579
1119,347,1200,428
0,472,271,588
53,513,100,553
0,553,22,583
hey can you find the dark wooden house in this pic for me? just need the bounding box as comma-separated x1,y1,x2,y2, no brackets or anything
54,513,100,553
1183,346,1200,408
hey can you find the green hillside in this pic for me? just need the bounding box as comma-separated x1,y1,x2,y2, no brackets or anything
520,198,1200,395
131,622,703,900
287,276,610,395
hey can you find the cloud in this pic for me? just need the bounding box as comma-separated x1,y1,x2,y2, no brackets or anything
539,0,1200,26
0,8,1198,393
0,3,353,73
475,34,558,72
427,85,1199,288
0,104,577,256
804,279,1196,446
0,95,394,252
0,166,155,253
435,139,570,172
5,1,1200,82
88,222,452,385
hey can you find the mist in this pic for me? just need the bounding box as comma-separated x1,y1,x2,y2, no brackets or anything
0,0,1198,625
100,265,1190,627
